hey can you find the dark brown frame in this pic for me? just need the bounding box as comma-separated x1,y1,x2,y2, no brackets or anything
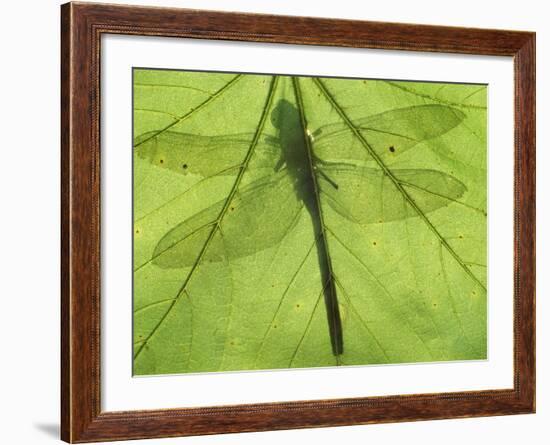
61,1,536,442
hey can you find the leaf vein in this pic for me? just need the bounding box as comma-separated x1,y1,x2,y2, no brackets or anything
315,78,486,293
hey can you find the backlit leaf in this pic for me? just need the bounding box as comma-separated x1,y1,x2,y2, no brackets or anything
133,69,487,375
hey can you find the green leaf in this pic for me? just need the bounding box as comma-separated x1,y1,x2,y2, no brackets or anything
133,69,487,375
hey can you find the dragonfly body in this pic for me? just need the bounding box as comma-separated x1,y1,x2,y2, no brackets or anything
271,98,344,356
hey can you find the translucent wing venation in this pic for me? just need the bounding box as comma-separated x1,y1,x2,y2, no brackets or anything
152,171,303,269
318,164,467,224
134,130,281,178
312,104,466,163
142,103,468,266
152,163,467,269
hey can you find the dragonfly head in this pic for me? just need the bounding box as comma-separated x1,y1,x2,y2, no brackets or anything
271,99,300,134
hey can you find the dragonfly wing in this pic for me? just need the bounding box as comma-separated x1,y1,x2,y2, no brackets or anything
319,164,467,224
313,105,465,163
134,130,281,178
152,170,303,268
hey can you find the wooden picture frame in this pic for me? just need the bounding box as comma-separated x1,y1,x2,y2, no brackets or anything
61,2,536,442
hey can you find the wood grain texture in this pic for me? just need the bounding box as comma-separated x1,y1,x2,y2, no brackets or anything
60,2,536,442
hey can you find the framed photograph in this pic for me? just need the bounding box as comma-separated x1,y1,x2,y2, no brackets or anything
61,2,535,442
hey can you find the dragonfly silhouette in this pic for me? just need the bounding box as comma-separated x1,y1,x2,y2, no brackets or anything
134,77,467,357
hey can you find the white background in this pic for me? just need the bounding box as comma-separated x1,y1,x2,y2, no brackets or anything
0,0,547,444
